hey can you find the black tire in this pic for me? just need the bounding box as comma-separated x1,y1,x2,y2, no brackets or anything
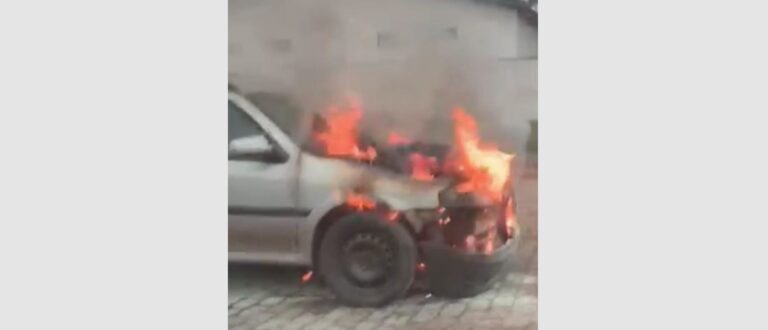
318,212,416,307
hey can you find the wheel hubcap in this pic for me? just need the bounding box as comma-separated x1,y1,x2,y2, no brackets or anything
342,233,394,285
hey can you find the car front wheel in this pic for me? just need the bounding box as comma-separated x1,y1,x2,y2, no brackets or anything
318,212,416,307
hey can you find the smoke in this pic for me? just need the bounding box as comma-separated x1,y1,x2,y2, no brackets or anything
229,0,537,152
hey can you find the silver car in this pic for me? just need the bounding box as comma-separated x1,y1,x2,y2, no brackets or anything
228,88,520,306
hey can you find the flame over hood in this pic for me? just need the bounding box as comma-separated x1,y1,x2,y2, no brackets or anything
312,99,377,162
310,98,514,205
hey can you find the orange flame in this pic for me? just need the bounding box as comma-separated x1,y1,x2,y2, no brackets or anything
387,132,411,146
465,236,476,252
313,101,377,162
450,108,514,202
437,216,451,226
301,270,313,283
346,193,376,211
483,240,494,255
505,199,517,237
387,211,400,222
386,132,436,181
409,153,437,181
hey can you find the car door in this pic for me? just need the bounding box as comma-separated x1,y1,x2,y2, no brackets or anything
228,98,303,259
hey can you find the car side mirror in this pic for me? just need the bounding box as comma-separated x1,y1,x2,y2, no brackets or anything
229,134,279,160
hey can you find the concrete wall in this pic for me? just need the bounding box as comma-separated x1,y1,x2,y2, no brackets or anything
229,0,537,153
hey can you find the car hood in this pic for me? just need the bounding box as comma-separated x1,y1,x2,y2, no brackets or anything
299,153,450,210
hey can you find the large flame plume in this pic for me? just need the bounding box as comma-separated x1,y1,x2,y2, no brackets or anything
449,107,514,202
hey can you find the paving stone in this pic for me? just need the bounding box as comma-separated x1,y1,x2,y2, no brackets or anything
353,321,380,330
420,301,446,311
373,326,396,330
320,326,346,330
274,307,305,321
439,303,466,317
415,318,456,330
394,297,423,314
492,296,517,307
320,307,350,323
514,295,538,309
458,310,485,321
466,299,491,311
304,321,334,330
522,275,537,284
255,318,288,330
232,296,263,311
228,316,247,329
382,314,410,327
282,313,316,330
496,288,520,299
244,312,276,328
412,308,439,323
475,289,499,300
520,283,538,297
303,309,354,330
504,303,537,328
505,273,525,284
367,306,396,321
283,296,324,306
416,302,449,322
230,295,248,305
336,313,369,329
512,303,539,314
463,317,505,329
444,324,474,330
260,297,285,306
237,305,268,319
503,312,537,329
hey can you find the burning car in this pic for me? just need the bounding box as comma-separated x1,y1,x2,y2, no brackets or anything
228,86,521,306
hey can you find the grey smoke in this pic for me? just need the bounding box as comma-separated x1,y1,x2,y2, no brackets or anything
229,0,537,154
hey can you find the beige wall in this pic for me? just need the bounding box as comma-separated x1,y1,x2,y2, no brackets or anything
229,0,537,153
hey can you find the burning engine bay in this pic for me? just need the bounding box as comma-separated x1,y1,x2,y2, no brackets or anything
306,98,521,298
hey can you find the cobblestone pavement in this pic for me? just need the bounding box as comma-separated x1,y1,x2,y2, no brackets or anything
229,169,537,330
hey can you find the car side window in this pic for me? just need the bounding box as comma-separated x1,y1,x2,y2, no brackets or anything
229,101,264,143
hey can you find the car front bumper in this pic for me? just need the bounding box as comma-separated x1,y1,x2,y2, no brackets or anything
418,226,520,298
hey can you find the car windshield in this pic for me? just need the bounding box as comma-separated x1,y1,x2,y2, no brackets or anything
244,92,304,138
